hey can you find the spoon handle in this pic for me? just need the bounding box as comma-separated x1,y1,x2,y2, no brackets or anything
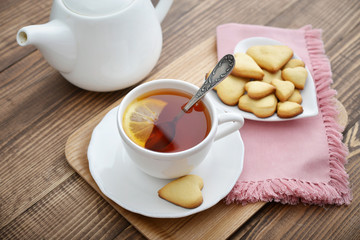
182,54,235,112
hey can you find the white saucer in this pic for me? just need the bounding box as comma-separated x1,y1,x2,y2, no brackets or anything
209,37,318,121
87,107,244,218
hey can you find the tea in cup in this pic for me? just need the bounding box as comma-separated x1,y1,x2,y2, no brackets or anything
117,79,244,179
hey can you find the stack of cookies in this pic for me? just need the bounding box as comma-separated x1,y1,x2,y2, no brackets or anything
214,45,308,118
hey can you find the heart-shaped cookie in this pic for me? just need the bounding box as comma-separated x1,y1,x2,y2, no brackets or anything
238,94,278,118
283,58,305,69
232,53,264,79
288,89,302,104
158,175,204,209
262,69,282,84
215,74,249,105
271,79,295,102
246,45,293,72
281,67,308,89
245,81,275,99
277,101,303,118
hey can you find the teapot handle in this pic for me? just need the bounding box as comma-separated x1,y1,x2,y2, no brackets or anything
155,0,173,23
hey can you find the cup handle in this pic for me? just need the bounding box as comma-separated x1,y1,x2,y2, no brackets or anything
214,113,244,141
155,0,173,23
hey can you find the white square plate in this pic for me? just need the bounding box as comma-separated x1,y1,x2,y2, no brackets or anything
208,37,318,121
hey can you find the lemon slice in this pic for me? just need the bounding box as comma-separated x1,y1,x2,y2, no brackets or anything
123,98,167,147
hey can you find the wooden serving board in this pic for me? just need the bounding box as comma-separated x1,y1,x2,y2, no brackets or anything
65,37,265,239
65,37,348,239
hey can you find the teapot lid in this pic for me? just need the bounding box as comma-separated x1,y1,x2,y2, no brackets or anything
62,0,134,16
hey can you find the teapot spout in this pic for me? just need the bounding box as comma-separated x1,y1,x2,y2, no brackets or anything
17,20,76,73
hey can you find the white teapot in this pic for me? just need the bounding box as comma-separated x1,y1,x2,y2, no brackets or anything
16,0,173,91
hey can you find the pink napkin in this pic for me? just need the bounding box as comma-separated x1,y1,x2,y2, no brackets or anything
217,24,351,205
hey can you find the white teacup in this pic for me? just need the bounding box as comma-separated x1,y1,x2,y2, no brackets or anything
117,79,244,179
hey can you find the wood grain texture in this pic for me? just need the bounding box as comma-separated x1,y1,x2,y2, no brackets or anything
0,0,52,71
1,0,359,239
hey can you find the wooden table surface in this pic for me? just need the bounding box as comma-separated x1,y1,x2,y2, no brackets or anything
1,0,359,239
